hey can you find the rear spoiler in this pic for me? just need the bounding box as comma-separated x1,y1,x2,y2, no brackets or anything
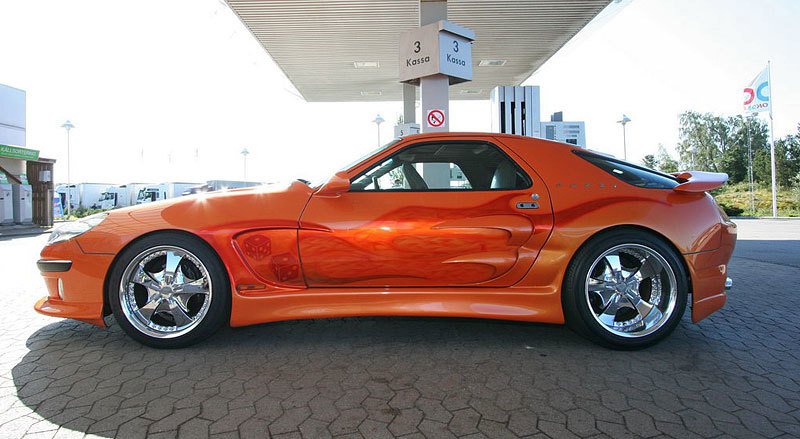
670,171,728,192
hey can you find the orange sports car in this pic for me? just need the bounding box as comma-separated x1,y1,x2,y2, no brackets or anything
35,133,736,349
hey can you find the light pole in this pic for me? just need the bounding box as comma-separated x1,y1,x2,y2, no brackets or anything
241,148,249,180
372,114,385,147
60,120,75,218
617,114,631,160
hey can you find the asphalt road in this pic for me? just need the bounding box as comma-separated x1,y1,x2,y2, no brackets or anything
0,219,798,438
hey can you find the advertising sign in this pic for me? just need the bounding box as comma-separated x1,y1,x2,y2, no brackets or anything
743,66,771,114
53,194,64,219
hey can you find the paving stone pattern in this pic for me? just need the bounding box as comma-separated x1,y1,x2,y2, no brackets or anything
0,224,798,438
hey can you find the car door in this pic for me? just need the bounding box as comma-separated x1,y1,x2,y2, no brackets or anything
298,137,553,287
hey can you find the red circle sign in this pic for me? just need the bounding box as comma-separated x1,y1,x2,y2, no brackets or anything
427,109,445,127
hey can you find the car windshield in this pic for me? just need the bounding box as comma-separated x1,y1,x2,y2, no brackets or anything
307,138,401,188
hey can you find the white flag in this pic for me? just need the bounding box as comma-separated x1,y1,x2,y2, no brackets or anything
743,66,770,114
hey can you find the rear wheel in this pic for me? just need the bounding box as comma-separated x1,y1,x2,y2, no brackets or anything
563,229,688,349
108,233,230,348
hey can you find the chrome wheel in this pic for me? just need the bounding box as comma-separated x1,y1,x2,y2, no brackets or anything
119,246,213,339
585,243,677,338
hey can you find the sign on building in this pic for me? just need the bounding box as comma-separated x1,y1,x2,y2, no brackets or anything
399,21,475,85
0,144,39,161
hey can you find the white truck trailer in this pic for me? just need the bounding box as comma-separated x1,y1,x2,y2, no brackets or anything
55,183,110,211
136,182,200,204
98,183,151,210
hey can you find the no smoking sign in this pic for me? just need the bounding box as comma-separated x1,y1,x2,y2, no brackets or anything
426,109,445,128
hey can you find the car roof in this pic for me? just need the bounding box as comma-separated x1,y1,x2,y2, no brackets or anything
397,131,580,152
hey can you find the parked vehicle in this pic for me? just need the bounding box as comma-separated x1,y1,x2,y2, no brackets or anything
98,183,151,210
182,180,262,195
135,182,200,204
36,133,736,349
55,183,110,210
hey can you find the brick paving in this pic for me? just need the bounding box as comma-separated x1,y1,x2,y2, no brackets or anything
0,219,798,438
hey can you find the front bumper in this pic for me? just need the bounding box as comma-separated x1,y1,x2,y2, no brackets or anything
34,239,113,327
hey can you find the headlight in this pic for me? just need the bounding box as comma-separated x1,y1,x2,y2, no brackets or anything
47,213,108,245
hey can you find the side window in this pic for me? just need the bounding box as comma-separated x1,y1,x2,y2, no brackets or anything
350,142,531,191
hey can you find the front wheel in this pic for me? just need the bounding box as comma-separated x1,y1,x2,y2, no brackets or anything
563,229,688,349
108,232,230,348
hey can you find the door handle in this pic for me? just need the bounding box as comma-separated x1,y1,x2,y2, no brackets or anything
516,202,539,209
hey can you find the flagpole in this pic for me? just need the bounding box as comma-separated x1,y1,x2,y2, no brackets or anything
746,116,755,215
767,61,777,218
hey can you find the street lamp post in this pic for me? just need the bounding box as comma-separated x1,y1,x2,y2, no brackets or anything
372,114,385,147
617,114,631,160
241,148,249,180
60,120,75,218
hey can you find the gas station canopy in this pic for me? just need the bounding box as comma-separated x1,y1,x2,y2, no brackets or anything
225,0,612,102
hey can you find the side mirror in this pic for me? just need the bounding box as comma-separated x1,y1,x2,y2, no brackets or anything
316,171,351,197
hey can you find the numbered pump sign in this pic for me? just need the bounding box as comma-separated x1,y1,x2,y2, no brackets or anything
399,20,475,85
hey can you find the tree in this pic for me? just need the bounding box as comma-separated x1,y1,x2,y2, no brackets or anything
642,154,658,170
676,111,769,183
751,123,800,188
656,144,679,173
721,115,763,184
774,131,800,188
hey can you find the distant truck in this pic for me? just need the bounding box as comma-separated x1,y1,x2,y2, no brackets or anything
55,183,111,211
182,180,262,195
136,182,200,204
97,183,151,210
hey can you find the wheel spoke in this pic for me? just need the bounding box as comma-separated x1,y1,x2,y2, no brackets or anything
168,301,193,326
625,294,655,320
173,278,208,296
597,294,623,326
604,254,623,275
138,298,162,322
588,278,617,309
132,266,161,295
634,254,660,280
641,306,664,328
163,251,183,285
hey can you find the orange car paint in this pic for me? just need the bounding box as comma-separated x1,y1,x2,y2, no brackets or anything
34,133,736,329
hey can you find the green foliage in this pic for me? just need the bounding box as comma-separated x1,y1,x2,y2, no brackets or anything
656,144,679,173
641,154,658,169
713,182,800,217
640,144,680,174
69,207,104,219
676,112,769,184
676,113,800,192
717,203,744,217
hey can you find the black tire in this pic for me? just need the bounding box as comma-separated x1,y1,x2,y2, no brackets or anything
562,228,688,350
108,232,230,348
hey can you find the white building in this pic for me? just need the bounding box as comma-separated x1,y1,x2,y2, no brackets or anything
540,111,586,147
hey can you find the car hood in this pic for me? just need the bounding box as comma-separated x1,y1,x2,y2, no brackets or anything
114,181,315,231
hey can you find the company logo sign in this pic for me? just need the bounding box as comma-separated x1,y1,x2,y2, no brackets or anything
743,67,770,114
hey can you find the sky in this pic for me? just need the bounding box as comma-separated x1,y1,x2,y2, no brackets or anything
1,0,798,185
